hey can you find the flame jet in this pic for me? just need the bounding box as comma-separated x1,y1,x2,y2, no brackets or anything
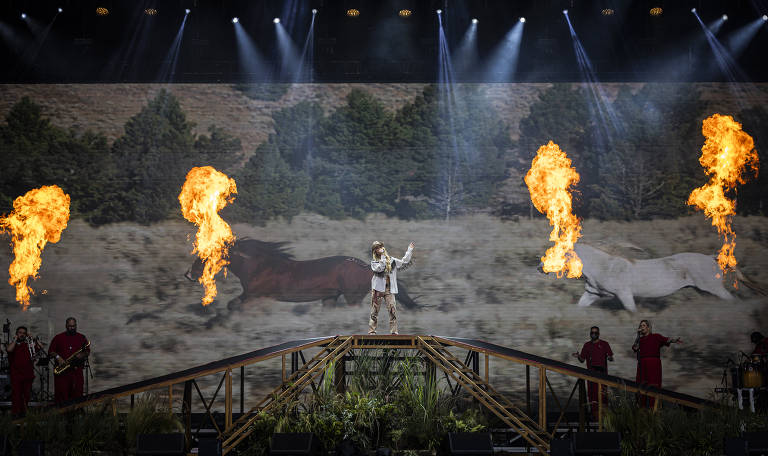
0,185,70,310
525,141,583,278
179,166,237,306
687,114,758,278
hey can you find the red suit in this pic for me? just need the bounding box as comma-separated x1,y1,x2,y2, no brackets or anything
753,337,768,355
634,333,670,408
49,332,89,403
8,342,36,415
579,340,613,419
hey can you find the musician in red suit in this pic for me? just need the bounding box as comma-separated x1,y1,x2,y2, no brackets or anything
632,319,681,408
48,317,90,403
572,326,613,420
751,332,768,355
6,326,42,416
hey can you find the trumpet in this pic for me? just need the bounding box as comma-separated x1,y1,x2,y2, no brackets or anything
54,341,90,376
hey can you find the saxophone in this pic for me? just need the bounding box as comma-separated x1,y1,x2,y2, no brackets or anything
54,341,90,375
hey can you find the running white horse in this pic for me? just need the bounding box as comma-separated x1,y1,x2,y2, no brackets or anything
561,243,741,312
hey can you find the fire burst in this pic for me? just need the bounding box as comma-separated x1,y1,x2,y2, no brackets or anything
179,166,237,306
0,185,70,310
525,141,583,278
687,114,758,277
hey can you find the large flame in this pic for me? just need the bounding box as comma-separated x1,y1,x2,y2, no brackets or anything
179,166,237,306
0,185,70,310
525,141,583,278
687,114,758,277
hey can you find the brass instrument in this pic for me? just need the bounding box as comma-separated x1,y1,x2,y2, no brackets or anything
53,341,90,376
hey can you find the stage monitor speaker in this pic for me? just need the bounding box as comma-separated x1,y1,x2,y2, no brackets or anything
724,438,747,456
270,432,320,456
551,438,574,456
446,432,493,456
198,438,222,456
744,432,768,455
17,441,44,456
136,433,185,456
572,432,621,456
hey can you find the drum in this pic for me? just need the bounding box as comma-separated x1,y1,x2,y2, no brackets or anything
741,361,765,388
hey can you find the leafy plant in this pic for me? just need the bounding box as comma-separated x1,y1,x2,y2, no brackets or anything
124,393,183,449
602,392,768,456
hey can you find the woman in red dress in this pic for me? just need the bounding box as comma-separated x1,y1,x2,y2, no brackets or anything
632,319,681,408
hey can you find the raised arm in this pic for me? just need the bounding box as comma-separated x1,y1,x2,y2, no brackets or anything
395,242,415,268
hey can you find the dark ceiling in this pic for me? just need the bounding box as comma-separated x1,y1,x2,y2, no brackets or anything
1,0,767,82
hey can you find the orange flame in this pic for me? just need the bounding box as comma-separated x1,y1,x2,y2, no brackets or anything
0,185,70,310
525,141,583,278
687,114,758,277
179,166,237,306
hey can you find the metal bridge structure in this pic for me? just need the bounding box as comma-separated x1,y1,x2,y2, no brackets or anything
45,335,711,455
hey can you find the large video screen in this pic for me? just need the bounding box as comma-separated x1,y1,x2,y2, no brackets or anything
1,82,767,399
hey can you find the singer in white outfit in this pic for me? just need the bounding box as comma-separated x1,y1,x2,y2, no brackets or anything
369,241,414,335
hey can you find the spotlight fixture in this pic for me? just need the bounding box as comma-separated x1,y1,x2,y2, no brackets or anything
96,7,109,16
273,17,280,23
691,8,696,13
471,18,478,24
144,8,158,16
185,8,191,14
346,8,360,17
312,9,317,14
649,7,662,16
436,9,442,14
519,17,526,23
763,15,768,21
231,17,239,23
601,8,615,16
399,9,412,18
563,9,568,15
57,7,63,13
20,12,27,19
722,14,728,20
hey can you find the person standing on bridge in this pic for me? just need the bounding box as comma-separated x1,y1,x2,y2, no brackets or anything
572,326,613,420
369,241,414,335
632,319,681,408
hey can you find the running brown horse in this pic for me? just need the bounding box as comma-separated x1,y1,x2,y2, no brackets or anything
184,239,418,309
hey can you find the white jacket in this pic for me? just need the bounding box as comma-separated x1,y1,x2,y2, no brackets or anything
371,246,413,294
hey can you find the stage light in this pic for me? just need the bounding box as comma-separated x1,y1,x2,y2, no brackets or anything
144,8,158,16
563,9,569,15
436,9,442,14
57,7,63,13
231,17,239,23
691,8,696,13
601,8,615,16
763,15,768,21
273,17,280,24
722,14,728,21
519,17,526,23
312,9,318,14
20,13,27,19
399,9,412,18
650,7,662,16
185,8,191,14
346,8,360,17
96,7,109,16
471,18,478,24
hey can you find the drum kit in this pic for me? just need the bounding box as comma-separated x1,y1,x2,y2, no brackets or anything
718,353,768,412
731,353,768,389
